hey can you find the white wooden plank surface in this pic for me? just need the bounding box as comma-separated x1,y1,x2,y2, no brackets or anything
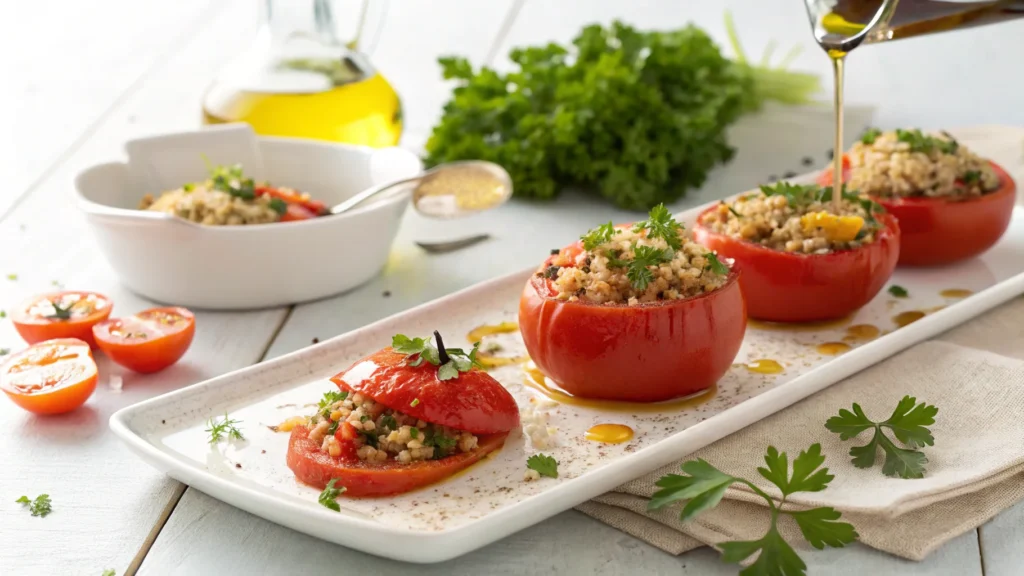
978,502,1024,576
0,1,289,575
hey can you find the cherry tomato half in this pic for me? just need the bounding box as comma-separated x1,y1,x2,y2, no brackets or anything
693,207,900,323
12,291,112,348
92,307,195,373
287,425,509,497
1,338,98,415
518,269,747,403
256,185,328,218
330,348,519,435
820,159,1016,266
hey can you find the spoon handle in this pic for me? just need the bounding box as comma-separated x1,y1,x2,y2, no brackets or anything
330,175,420,215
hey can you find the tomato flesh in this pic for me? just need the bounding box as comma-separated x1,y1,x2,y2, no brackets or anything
93,307,195,373
256,185,328,219
12,291,112,347
518,271,746,403
819,160,1016,266
693,208,900,323
1,338,98,415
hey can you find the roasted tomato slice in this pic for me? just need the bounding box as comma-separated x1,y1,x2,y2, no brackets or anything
1,338,98,415
330,349,520,435
287,426,509,497
693,207,900,323
518,268,746,403
12,291,112,347
256,185,328,217
92,307,195,373
820,159,1016,266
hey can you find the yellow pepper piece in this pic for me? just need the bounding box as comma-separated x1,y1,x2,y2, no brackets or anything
800,211,865,242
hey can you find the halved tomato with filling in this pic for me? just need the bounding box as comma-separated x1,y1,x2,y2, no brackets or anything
1,338,98,415
12,291,112,347
92,307,195,373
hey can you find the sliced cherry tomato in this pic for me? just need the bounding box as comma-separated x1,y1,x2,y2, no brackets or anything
255,185,328,216
279,202,319,222
287,426,509,497
0,338,98,415
92,307,195,373
820,159,1016,266
518,262,747,403
694,207,900,323
330,349,519,435
12,291,112,347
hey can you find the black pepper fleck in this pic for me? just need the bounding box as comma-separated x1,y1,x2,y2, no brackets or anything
382,290,392,298
550,249,559,255
782,171,796,179
161,419,166,424
767,174,778,182
235,463,242,469
312,337,319,344
802,156,814,166
826,148,834,160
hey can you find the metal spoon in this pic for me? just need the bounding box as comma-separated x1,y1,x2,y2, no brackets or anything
331,160,513,218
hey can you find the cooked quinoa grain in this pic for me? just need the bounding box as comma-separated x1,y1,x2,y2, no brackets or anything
140,184,281,225
847,129,1000,198
699,183,882,254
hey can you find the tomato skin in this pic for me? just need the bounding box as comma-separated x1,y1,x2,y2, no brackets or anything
819,160,1016,266
279,203,318,222
518,272,746,403
256,185,328,217
12,291,112,348
287,425,509,497
1,338,98,415
693,208,900,323
92,307,195,373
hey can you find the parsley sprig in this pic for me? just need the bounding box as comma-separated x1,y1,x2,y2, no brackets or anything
895,128,957,155
651,444,856,575
826,396,938,479
527,454,559,478
704,253,730,275
626,245,675,291
206,413,245,444
760,182,882,226
16,494,53,517
860,127,881,145
633,204,684,250
392,331,483,381
204,158,256,200
45,300,73,320
318,478,345,511
888,285,909,298
581,221,617,251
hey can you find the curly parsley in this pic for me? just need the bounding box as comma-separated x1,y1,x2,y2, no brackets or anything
626,244,675,291
632,204,684,250
393,332,482,381
826,396,938,479
16,494,52,517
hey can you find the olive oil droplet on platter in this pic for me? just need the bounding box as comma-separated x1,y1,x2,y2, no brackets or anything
940,288,973,299
745,359,784,374
844,324,880,341
893,310,926,328
585,424,634,444
816,342,851,355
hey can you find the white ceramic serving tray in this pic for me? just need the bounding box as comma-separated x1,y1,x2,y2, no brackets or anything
112,193,1024,564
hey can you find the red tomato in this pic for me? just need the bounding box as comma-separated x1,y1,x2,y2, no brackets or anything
287,426,509,497
330,349,520,435
693,207,900,323
255,185,328,216
518,270,747,403
92,307,195,373
0,338,98,415
12,291,112,347
819,159,1016,266
279,203,319,222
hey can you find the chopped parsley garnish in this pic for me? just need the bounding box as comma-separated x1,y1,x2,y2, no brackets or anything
895,128,957,155
318,478,345,511
632,204,683,250
16,494,52,517
704,253,730,275
267,197,287,215
205,160,256,200
888,285,909,298
381,414,397,431
526,453,559,478
392,331,482,381
326,420,340,435
0,310,6,318
724,202,743,218
182,182,195,193
424,429,458,457
409,427,419,439
759,181,822,206
317,390,348,417
205,413,244,444
6,273,17,281
410,398,420,407
860,127,881,144
581,221,617,251
626,244,674,291
102,570,116,576
45,300,73,321
961,170,982,185
825,396,938,479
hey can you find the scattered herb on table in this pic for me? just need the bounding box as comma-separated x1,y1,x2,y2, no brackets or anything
825,395,938,479
6,274,16,281
16,494,53,517
392,331,482,381
101,570,116,576
318,478,345,511
0,348,9,356
0,310,6,318
888,285,909,298
424,13,821,210
650,444,856,575
526,454,559,479
206,413,245,444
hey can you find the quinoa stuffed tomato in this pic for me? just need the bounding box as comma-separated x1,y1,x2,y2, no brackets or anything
519,206,746,403
694,183,900,323
820,128,1016,266
286,332,519,498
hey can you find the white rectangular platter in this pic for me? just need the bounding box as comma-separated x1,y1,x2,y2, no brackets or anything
112,198,1024,564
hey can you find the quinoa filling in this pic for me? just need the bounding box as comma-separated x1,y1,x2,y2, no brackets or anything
304,390,479,464
847,128,1000,199
539,205,730,305
699,183,883,254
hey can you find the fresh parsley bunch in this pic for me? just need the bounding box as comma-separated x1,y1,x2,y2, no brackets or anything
650,444,856,575
426,16,820,211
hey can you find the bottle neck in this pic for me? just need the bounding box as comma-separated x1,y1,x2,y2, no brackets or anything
263,0,340,45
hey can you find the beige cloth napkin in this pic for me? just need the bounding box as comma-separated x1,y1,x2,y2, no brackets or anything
577,295,1024,561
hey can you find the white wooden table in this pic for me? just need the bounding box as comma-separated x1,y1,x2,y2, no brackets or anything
3,2,1023,574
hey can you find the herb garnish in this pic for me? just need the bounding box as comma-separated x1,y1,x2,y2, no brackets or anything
6,273,17,281
182,182,195,193
206,413,245,444
410,398,420,407
0,310,6,318
424,429,458,457
317,390,348,417
205,160,257,200
633,204,684,250
825,396,938,479
860,127,881,144
0,348,9,356
318,478,345,511
392,332,482,381
961,170,982,185
651,444,856,575
895,128,957,155
16,494,53,517
724,203,743,218
46,300,73,321
526,453,559,478
268,197,287,215
888,285,909,298
102,570,116,576
704,253,730,275
626,245,675,291
581,221,618,251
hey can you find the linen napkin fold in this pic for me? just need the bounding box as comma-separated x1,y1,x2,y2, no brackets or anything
577,295,1024,561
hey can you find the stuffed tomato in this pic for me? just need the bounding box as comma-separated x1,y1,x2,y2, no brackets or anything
286,332,519,498
694,183,900,323
819,128,1016,266
518,205,746,403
